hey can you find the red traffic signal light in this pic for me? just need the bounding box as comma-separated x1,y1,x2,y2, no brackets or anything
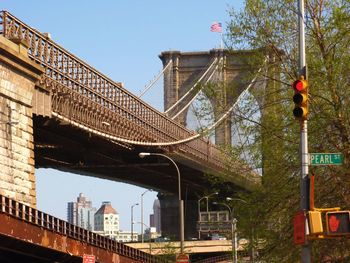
292,76,308,120
293,79,308,92
326,211,350,235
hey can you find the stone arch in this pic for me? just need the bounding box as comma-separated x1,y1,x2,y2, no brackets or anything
160,49,268,148
230,90,262,174
185,90,215,144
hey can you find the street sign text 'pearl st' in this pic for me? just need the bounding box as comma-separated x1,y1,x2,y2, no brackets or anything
309,153,343,166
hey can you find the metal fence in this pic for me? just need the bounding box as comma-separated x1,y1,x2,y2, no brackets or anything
0,194,168,263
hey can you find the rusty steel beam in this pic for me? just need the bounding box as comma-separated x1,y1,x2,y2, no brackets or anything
0,195,167,263
0,214,122,263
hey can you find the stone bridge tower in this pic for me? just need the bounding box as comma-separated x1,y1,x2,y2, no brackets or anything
160,49,266,146
158,49,267,240
0,36,49,207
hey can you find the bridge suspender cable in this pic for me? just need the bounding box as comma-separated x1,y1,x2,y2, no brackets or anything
164,57,219,114
188,60,221,135
138,60,173,98
51,60,265,147
170,57,223,120
197,63,264,137
204,57,223,85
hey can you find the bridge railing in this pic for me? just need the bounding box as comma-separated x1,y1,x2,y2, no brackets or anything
0,194,167,263
0,11,259,184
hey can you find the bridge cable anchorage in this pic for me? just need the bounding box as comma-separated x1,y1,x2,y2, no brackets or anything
51,59,266,147
170,57,223,120
164,57,219,115
138,59,173,98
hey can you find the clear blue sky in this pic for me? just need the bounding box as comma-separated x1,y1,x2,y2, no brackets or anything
2,0,244,232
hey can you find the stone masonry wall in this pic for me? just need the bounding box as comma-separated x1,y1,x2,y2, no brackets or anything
0,36,43,207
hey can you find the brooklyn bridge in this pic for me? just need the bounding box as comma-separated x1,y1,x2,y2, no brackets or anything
0,10,264,262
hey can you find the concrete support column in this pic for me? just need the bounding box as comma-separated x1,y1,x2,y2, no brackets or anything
0,36,44,207
158,193,198,240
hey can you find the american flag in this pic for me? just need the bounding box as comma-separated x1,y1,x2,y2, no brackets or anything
210,22,222,33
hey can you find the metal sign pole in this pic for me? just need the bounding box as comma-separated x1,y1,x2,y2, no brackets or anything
298,0,311,262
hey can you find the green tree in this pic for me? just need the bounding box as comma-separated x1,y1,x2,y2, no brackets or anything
222,0,350,262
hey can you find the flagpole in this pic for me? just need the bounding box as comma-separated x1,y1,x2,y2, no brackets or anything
220,32,223,49
210,22,223,49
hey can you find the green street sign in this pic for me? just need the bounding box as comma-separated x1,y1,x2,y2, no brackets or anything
309,153,343,166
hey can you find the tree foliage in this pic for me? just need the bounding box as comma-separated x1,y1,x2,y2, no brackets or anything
222,0,350,261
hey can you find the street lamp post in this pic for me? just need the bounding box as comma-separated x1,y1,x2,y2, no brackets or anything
213,202,236,263
131,202,139,242
137,222,153,253
141,189,152,243
197,192,218,239
232,218,238,263
226,198,249,263
139,152,184,253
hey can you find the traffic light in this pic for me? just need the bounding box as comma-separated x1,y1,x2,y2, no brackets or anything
292,76,308,120
326,211,350,235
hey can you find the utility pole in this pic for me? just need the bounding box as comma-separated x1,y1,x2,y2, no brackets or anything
298,0,311,262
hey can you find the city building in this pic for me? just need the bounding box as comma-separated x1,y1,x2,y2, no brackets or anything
114,230,138,243
150,199,161,234
94,201,120,239
94,201,138,242
197,210,231,239
144,227,161,241
67,193,96,231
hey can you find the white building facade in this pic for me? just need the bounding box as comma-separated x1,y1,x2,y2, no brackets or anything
93,201,139,242
94,201,120,238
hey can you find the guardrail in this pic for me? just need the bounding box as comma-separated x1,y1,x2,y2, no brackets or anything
0,194,168,263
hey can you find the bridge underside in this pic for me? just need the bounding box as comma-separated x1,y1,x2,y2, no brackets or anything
33,115,245,198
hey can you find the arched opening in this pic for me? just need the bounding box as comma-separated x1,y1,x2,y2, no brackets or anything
185,91,215,144
231,91,262,175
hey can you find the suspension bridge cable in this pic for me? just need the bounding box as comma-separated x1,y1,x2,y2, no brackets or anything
170,57,223,120
52,111,202,146
203,63,265,137
186,58,222,134
164,57,219,114
138,60,173,98
204,56,223,85
51,60,266,147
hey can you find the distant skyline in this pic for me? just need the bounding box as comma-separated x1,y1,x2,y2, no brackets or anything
36,169,158,232
2,0,244,232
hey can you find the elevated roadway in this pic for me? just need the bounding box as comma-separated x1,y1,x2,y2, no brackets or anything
128,240,248,255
